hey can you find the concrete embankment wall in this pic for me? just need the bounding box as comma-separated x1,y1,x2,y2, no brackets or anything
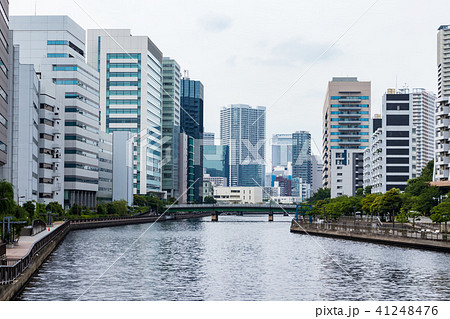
290,225,450,253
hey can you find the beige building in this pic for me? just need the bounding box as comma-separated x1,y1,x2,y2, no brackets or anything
213,187,263,204
322,77,371,196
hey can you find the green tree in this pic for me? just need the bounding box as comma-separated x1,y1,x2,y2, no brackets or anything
133,194,148,207
362,193,379,215
69,203,81,216
203,196,217,204
407,210,422,229
356,188,364,197
308,188,331,205
46,201,64,217
430,201,450,233
0,179,15,217
364,186,372,196
97,203,107,216
112,200,128,216
23,201,36,223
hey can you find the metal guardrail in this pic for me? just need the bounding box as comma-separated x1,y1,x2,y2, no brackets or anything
0,221,70,285
170,204,297,208
291,220,449,242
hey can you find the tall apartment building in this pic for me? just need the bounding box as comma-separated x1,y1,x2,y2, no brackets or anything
364,90,416,193
220,104,266,187
0,0,8,168
112,131,134,205
180,77,204,202
11,16,100,208
398,88,435,174
322,77,371,197
271,133,292,167
87,29,163,195
434,25,450,184
292,131,312,185
161,57,181,198
203,132,215,146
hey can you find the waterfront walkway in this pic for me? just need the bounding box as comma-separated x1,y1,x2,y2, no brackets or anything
5,222,64,262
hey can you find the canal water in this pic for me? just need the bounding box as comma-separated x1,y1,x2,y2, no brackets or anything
17,216,450,301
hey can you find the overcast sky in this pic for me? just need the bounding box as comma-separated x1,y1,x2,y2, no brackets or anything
11,0,450,157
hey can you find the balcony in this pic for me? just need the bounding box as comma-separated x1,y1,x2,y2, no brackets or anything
339,97,361,103
339,119,360,124
338,126,360,131
436,105,450,116
339,105,362,111
339,140,360,144
436,169,450,180
339,134,360,138
437,118,450,127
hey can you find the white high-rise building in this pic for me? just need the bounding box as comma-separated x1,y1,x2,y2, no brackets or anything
364,90,416,193
398,88,435,174
10,16,100,208
434,25,450,185
87,29,163,195
271,133,292,167
220,104,266,187
311,155,323,193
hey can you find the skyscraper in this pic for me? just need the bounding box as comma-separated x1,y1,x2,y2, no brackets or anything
322,77,371,197
161,57,181,198
0,0,7,168
292,131,312,185
180,77,204,202
87,29,163,195
434,25,450,184
11,16,100,208
220,104,266,187
271,133,292,167
203,132,215,146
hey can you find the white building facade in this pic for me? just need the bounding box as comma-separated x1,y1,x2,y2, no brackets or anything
10,16,101,208
87,29,163,195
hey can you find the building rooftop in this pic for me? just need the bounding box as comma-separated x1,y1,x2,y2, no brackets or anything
332,77,358,82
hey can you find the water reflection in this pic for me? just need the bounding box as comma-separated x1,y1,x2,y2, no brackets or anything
17,216,450,301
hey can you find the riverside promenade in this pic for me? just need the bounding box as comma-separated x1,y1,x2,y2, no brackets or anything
290,216,450,252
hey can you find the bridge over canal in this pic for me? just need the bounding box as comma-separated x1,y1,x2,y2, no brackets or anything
167,204,311,221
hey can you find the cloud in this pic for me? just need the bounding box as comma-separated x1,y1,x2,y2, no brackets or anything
249,36,341,68
198,14,232,32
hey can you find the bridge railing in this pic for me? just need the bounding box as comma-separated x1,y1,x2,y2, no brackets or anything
0,221,70,285
168,203,297,209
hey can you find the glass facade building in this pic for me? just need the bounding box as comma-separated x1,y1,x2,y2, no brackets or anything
180,78,204,202
292,131,312,185
220,104,266,187
203,145,229,186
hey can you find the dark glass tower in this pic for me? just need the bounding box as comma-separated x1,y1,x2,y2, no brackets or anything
292,131,312,185
180,78,204,202
203,145,229,185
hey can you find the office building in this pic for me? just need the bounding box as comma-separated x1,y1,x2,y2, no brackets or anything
203,174,227,187
271,133,292,167
178,132,194,203
0,0,7,168
364,90,416,193
112,131,134,205
213,186,263,204
311,155,323,193
203,145,229,186
161,57,181,198
220,104,266,187
203,132,215,145
97,131,113,203
87,28,163,195
180,77,204,202
322,77,371,197
11,16,100,208
292,131,312,185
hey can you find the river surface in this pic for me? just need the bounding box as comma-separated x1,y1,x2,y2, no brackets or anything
17,216,450,301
